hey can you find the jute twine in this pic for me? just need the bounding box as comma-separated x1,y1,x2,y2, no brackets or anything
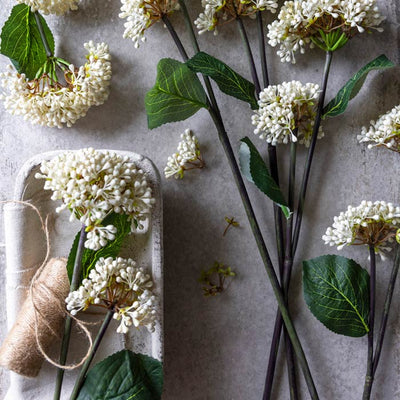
0,201,93,377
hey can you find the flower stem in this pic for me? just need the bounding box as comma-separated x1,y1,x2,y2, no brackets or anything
70,309,114,400
235,10,284,276
362,246,377,400
263,137,298,400
53,225,87,400
164,9,319,400
235,16,261,95
292,51,333,255
373,245,400,375
256,11,269,88
252,11,298,399
33,12,53,58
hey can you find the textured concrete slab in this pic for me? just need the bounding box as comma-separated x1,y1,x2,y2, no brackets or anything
0,0,399,399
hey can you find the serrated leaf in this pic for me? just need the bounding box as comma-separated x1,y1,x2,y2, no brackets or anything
303,254,370,338
239,137,289,216
145,58,207,129
186,52,258,109
324,55,394,118
0,5,55,80
67,213,131,283
77,350,163,400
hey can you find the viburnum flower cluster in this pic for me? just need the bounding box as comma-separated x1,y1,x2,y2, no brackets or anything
358,105,400,153
119,0,180,48
66,257,157,333
0,42,112,128
323,201,400,257
17,0,78,15
195,0,278,35
164,129,205,179
267,0,384,63
252,81,322,146
35,148,155,250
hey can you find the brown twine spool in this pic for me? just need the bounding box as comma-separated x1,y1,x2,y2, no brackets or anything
0,201,93,378
0,258,69,377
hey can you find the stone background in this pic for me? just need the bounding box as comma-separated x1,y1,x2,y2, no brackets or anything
0,0,399,399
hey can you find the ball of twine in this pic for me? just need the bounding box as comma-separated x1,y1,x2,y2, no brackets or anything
0,201,93,377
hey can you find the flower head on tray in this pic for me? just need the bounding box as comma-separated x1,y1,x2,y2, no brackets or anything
66,257,158,332
35,148,155,250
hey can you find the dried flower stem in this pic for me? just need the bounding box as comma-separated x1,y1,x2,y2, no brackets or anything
54,225,87,400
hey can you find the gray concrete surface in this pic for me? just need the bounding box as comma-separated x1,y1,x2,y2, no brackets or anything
0,0,399,399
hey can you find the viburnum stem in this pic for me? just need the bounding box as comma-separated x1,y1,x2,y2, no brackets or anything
264,134,298,400
34,12,53,58
70,309,114,400
362,245,376,400
292,51,333,255
372,245,400,376
163,8,319,400
54,225,87,400
256,11,269,88
236,16,261,95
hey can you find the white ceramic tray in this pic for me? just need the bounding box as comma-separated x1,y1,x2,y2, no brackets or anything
2,150,163,400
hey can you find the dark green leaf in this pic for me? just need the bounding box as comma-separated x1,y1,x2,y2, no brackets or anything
186,52,258,109
324,55,394,118
67,213,131,283
239,137,289,217
0,5,55,79
303,254,370,337
77,350,163,400
145,58,207,129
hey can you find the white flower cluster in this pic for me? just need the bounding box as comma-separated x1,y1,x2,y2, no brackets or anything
119,0,180,48
252,81,322,146
267,0,384,63
17,0,78,15
323,201,400,257
195,0,278,35
0,42,111,128
358,105,400,153
164,129,205,179
66,257,157,333
35,148,155,250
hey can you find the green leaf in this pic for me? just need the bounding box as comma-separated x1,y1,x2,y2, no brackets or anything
77,350,163,400
186,52,258,109
0,5,55,80
324,55,394,118
145,58,207,129
239,137,289,217
303,254,370,338
67,213,131,283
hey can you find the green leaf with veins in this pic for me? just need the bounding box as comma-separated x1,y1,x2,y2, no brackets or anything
323,54,394,118
77,350,163,400
186,52,258,109
145,58,208,129
0,4,55,80
239,137,290,218
303,254,370,337
67,213,131,284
